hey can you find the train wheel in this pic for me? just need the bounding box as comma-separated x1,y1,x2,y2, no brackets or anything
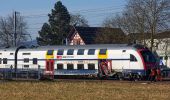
97,73,104,79
133,74,142,81
116,73,124,80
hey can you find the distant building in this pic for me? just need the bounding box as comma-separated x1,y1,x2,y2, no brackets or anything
153,31,170,67
128,31,170,67
67,26,125,45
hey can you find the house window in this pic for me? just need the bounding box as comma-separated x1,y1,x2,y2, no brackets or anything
88,64,95,70
164,56,168,60
77,49,85,55
57,64,63,70
99,49,107,55
76,39,81,45
67,64,74,70
57,49,64,55
24,58,29,63
88,49,95,55
10,53,14,55
77,64,84,70
33,58,38,64
130,54,137,62
67,49,74,55
3,58,7,64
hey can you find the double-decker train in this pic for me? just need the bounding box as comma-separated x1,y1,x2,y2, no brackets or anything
0,44,158,80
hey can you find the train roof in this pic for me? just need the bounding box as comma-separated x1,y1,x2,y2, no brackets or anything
0,47,18,52
0,44,148,52
19,44,147,51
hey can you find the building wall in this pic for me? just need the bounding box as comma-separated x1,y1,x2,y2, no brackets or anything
69,32,85,45
145,38,170,68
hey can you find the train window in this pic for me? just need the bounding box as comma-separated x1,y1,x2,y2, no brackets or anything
130,54,137,62
122,50,126,52
57,49,64,55
164,56,168,60
23,53,31,55
88,64,95,70
24,58,29,63
67,64,74,70
3,58,7,64
24,65,29,68
99,49,107,55
77,64,84,70
140,51,156,63
77,49,85,55
47,50,54,55
33,58,38,64
57,64,63,69
88,49,95,55
0,58,2,64
67,49,74,55
0,53,2,55
10,53,13,55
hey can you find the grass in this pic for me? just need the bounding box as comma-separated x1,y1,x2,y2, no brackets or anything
0,80,170,100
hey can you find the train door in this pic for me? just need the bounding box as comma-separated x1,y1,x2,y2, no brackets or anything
45,50,54,79
122,50,130,71
45,60,54,77
98,60,112,77
98,49,112,78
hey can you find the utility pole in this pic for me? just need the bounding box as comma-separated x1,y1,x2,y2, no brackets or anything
14,11,20,47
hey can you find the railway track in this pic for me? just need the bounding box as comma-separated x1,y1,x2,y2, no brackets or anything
1,76,170,85
54,78,170,83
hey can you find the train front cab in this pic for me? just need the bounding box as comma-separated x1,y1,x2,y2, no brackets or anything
138,49,157,79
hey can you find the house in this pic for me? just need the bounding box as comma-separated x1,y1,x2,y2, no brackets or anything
67,26,126,45
153,31,170,67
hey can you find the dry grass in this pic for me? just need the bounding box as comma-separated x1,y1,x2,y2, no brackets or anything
0,80,170,100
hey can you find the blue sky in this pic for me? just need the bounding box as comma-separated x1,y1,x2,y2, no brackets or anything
0,0,127,40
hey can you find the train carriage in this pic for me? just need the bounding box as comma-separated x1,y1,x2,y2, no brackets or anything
0,48,15,71
0,44,158,80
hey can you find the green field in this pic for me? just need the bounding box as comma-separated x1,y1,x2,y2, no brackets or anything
0,80,170,100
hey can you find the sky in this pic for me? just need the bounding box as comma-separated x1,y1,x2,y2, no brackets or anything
0,0,127,40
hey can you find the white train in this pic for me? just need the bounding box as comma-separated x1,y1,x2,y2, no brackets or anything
0,44,158,79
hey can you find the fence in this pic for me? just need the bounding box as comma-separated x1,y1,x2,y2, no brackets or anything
0,64,42,80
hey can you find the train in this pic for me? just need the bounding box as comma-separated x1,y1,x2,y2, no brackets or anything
0,44,159,80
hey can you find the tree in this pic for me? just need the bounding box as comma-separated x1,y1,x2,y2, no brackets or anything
127,0,170,51
0,13,28,47
102,0,170,51
70,14,89,27
37,1,71,45
37,23,53,45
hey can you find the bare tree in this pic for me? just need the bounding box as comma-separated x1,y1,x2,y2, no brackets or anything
0,13,28,47
102,0,170,50
70,13,89,27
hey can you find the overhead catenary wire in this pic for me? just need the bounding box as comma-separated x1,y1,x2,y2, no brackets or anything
22,5,126,32
22,5,125,18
